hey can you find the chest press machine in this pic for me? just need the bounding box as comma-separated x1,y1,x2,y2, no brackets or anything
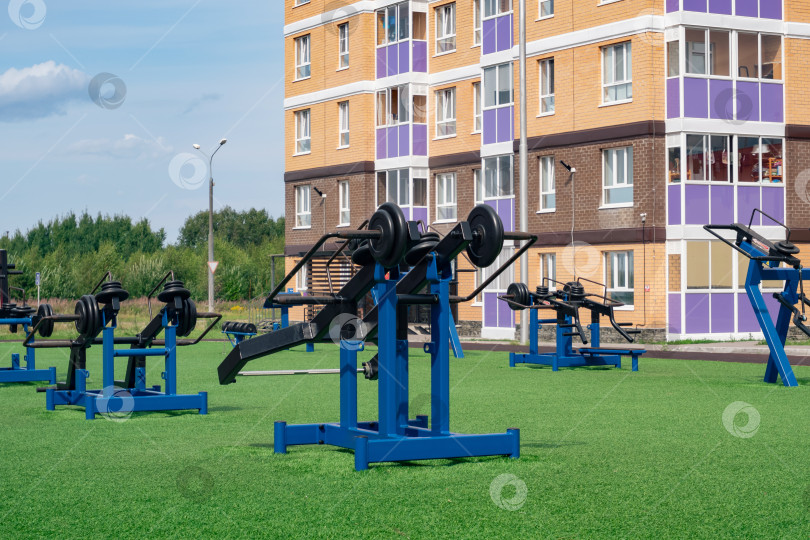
218,203,536,470
29,273,221,419
0,250,57,384
501,278,646,371
705,209,810,387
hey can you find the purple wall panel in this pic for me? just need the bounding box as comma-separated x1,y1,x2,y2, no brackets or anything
496,14,512,53
402,207,412,221
387,126,398,158
684,78,709,118
483,109,497,145
669,294,682,334
484,292,498,327
685,184,710,224
684,294,710,334
496,106,512,143
412,207,427,225
667,78,680,119
737,293,759,333
736,0,758,17
483,18,497,55
710,185,734,224
684,0,707,12
761,84,784,123
668,184,681,225
376,129,386,160
760,0,781,19
497,198,514,232
736,81,760,121
737,186,760,224
667,0,680,12
498,294,514,328
398,124,409,156
386,44,397,77
398,41,409,74
711,294,735,333
485,200,497,211
376,47,386,79
709,0,732,14
412,41,427,72
710,79,734,120
412,124,427,156
761,187,784,223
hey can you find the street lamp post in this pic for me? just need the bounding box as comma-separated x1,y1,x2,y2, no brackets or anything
193,138,227,312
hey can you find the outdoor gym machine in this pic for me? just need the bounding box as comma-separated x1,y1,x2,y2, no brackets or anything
501,278,645,371
705,209,810,387
218,203,536,469
0,249,56,384
30,272,221,418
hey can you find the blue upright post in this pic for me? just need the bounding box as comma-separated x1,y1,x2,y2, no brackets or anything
164,317,177,395
102,326,115,389
430,262,451,436
376,264,399,437
339,343,359,429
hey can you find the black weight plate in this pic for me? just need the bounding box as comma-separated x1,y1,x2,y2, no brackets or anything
351,242,374,266
222,321,236,333
370,202,408,268
404,240,439,267
74,297,88,336
244,323,257,334
37,303,54,338
179,299,197,337
775,241,800,255
466,204,504,268
506,282,529,310
158,280,191,303
96,281,130,305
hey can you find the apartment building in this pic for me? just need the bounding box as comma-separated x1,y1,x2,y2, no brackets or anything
283,0,810,341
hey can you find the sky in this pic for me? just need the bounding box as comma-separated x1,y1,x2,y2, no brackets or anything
0,0,285,242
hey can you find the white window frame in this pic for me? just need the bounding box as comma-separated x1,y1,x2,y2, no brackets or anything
482,155,513,199
295,185,311,228
538,0,553,19
602,42,632,105
483,63,513,110
539,253,556,290
539,58,555,115
473,0,482,46
602,146,633,208
473,82,482,133
484,0,512,19
294,0,310,6
436,3,456,55
294,109,311,155
338,23,349,69
295,35,311,81
538,155,555,212
377,2,410,47
338,101,350,148
436,87,456,138
474,168,483,203
296,261,309,291
605,251,634,309
338,180,350,226
376,85,410,127
435,173,457,222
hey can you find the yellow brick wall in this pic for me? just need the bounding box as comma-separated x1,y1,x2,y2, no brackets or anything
525,0,662,42
285,0,356,25
429,78,482,157
287,93,376,171
785,38,810,125
785,0,810,23
429,0,483,74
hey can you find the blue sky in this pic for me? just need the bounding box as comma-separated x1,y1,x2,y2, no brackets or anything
0,1,285,242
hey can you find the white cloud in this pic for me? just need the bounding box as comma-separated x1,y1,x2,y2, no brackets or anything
66,133,174,160
0,61,90,121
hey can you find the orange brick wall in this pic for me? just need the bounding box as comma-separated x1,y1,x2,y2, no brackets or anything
785,38,810,126
428,0,482,73
785,0,810,23
428,79,482,157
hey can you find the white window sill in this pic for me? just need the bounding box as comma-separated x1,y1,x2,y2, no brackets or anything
336,223,350,228
471,129,481,135
471,43,481,49
433,218,458,225
292,226,311,230
536,15,554,22
598,0,623,6
336,66,349,72
599,98,633,108
337,145,350,150
293,76,311,83
292,1,310,8
613,305,635,311
293,151,311,157
536,111,555,118
599,203,634,210
536,208,555,214
433,49,457,58
471,301,483,307
433,134,457,141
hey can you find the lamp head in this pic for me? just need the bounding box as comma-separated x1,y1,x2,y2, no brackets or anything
219,139,227,145
193,144,201,150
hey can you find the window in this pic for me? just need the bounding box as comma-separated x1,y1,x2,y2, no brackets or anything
473,0,482,45
295,35,311,80
378,169,410,206
482,155,513,198
480,245,515,292
667,39,680,77
474,168,483,203
436,173,457,221
338,23,349,69
738,32,783,80
338,101,350,148
738,137,783,183
539,0,553,18
376,86,409,127
377,2,409,46
539,58,554,114
539,253,556,289
296,261,308,291
668,146,681,183
436,3,456,54
436,88,456,137
605,251,634,306
686,242,733,290
294,0,310,6
602,42,632,103
484,0,512,18
539,156,555,211
602,146,633,206
294,109,310,154
674,134,783,184
685,134,730,182
295,185,311,228
473,82,482,132
339,181,350,225
685,28,730,77
483,63,513,107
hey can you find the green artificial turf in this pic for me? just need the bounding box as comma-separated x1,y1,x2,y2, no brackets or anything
1,340,809,539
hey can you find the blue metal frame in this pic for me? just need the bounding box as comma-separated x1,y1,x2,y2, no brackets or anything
274,259,519,470
509,299,645,371
0,317,56,384
46,310,206,419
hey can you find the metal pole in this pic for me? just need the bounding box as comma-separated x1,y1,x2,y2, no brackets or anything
208,161,215,312
518,0,529,345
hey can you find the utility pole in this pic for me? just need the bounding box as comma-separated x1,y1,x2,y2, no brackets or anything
518,0,529,345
